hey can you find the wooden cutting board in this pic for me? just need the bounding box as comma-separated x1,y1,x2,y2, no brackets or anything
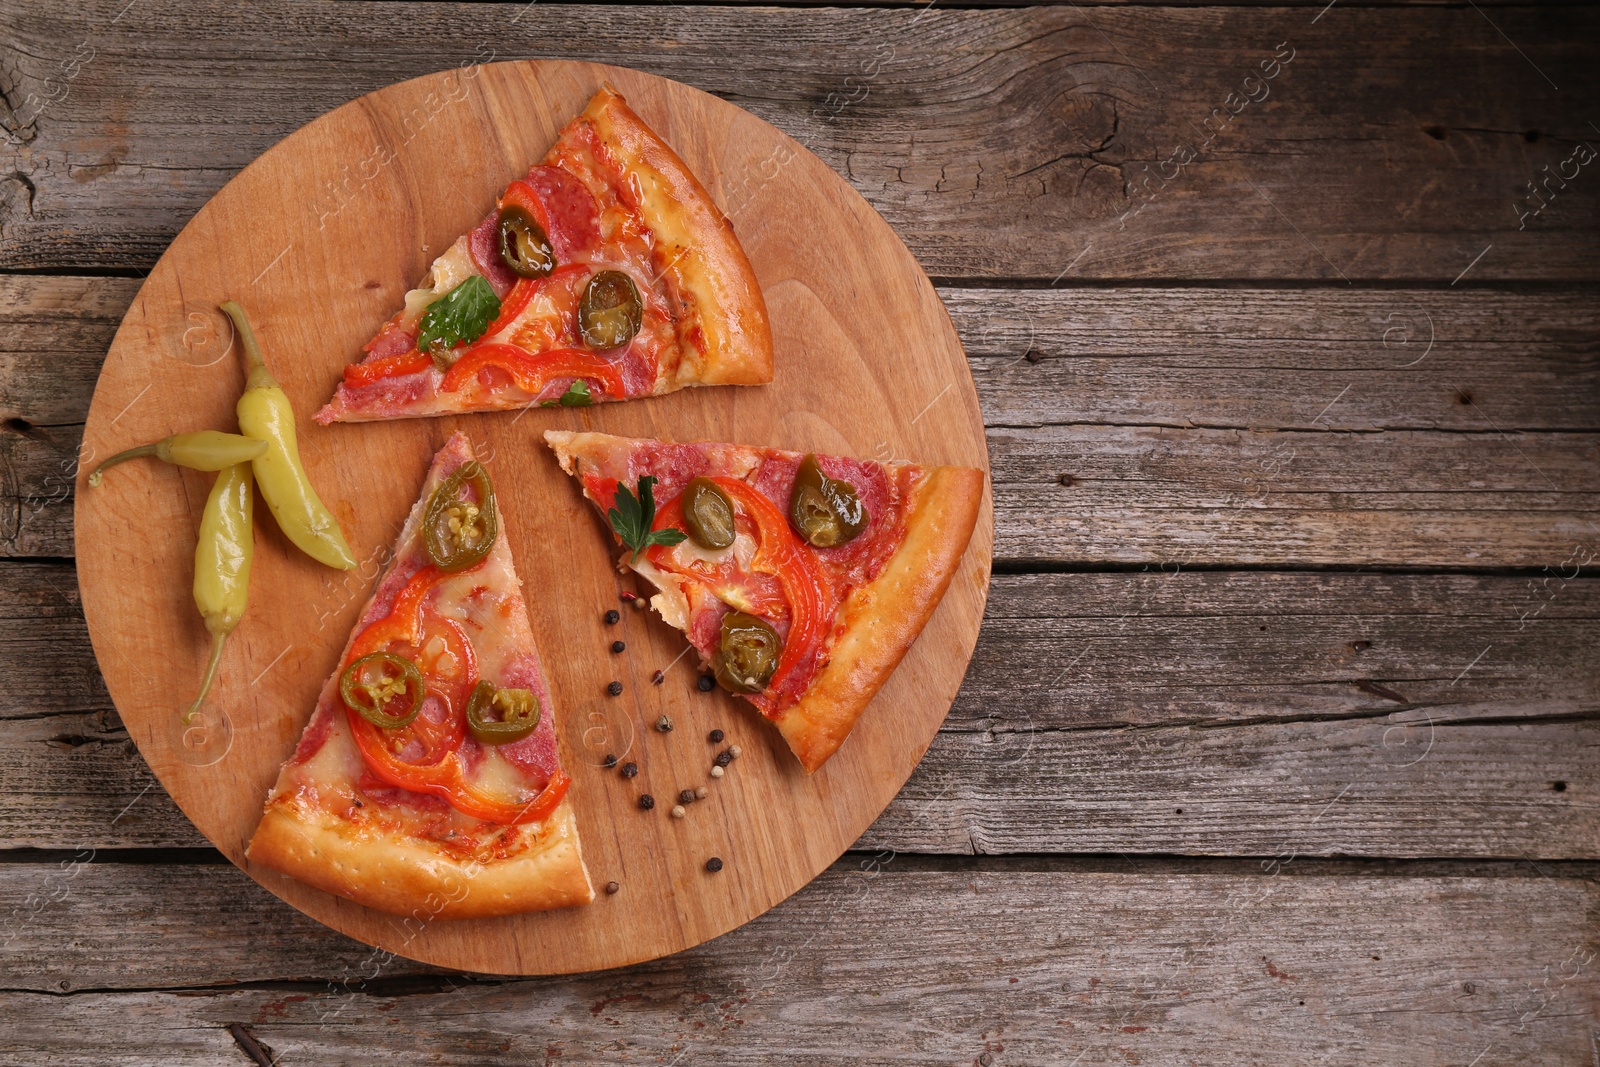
75,60,992,975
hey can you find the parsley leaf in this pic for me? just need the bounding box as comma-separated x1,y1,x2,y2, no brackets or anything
607,475,688,562
558,379,593,407
417,275,500,368
539,381,592,408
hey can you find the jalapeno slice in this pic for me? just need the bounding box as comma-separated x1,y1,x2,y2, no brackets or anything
498,206,556,279
577,270,643,350
465,679,541,744
340,652,426,730
789,454,868,547
424,461,498,572
715,612,782,694
681,477,736,550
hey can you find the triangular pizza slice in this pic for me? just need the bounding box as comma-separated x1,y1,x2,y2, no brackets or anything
316,87,772,424
546,430,984,772
247,432,592,917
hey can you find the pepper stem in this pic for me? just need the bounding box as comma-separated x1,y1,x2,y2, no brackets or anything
86,442,163,488
219,300,278,392
182,629,228,725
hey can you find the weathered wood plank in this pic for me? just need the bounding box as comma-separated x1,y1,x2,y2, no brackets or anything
2,4,1595,279
8,711,1593,856
993,424,1600,568
13,278,1600,434
12,561,1600,728
0,563,108,718
869,718,1599,858
961,287,1600,433
5,277,1597,565
1,862,1595,1066
3,564,1595,855
958,570,1600,730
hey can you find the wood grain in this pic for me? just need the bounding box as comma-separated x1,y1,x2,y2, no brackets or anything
7,276,1598,565
13,564,1600,729
2,861,1595,1065
72,62,992,973
2,3,1597,280
6,565,1595,857
7,708,1593,857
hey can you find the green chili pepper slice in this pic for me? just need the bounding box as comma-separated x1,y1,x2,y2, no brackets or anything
465,679,541,744
715,611,782,694
498,206,557,279
577,270,643,350
339,652,426,730
423,461,498,572
789,453,869,548
682,477,736,550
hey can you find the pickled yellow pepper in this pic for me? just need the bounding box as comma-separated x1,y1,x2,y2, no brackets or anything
87,431,266,487
220,301,356,570
186,462,253,723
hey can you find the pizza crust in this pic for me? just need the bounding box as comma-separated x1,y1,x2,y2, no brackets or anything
773,465,985,772
580,87,774,390
247,795,593,920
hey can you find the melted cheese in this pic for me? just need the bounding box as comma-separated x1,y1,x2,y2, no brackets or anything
401,237,477,322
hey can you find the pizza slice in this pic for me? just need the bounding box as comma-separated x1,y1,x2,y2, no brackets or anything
247,432,592,917
316,86,772,424
546,430,984,773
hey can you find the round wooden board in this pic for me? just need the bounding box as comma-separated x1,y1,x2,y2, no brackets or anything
75,61,992,975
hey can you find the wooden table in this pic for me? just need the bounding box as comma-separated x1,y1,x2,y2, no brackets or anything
2,1,1596,1062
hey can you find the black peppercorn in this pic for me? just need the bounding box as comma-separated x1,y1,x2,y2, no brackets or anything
605,880,620,895
679,789,696,805
604,609,620,625
603,753,618,768
715,750,733,768
607,680,623,696
705,857,724,873
639,794,655,810
697,673,716,692
708,729,725,743
620,761,638,779
612,640,626,653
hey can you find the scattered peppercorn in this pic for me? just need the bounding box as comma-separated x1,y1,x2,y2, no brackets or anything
621,761,638,779
715,749,733,768
651,669,665,685
694,786,707,800
603,753,618,768
697,673,716,692
638,793,655,810
605,880,620,895
708,729,725,743
705,857,724,873
656,715,674,732
607,680,624,696
679,789,696,805
612,640,626,653
671,804,686,819
728,745,743,759
604,609,621,625
710,765,724,779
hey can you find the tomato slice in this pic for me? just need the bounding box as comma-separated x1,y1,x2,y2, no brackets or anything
644,479,831,713
343,351,433,388
648,497,787,618
439,342,626,402
341,564,565,824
